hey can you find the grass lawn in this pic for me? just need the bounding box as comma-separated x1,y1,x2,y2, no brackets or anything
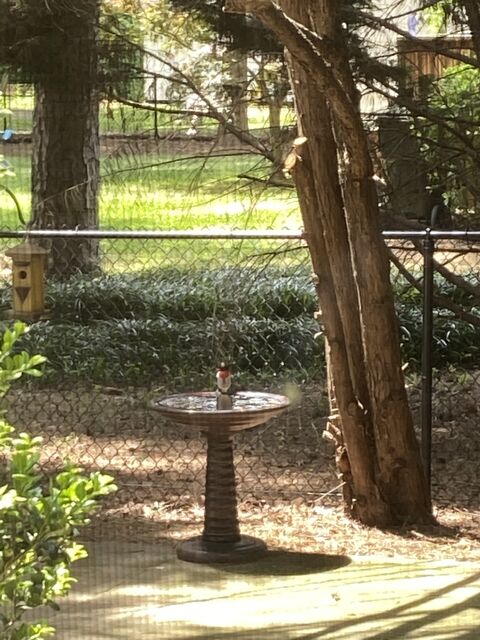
2,92,301,237
100,150,299,230
0,144,302,271
1,150,300,229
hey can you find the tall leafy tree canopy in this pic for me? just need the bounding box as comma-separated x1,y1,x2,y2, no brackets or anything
0,0,139,92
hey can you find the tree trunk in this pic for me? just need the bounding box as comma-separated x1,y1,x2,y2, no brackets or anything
225,0,433,526
255,53,289,168
223,51,249,132
30,2,100,277
462,1,480,63
292,143,390,525
284,2,391,525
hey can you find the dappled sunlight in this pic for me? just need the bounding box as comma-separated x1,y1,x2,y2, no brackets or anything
34,541,480,639
99,185,299,230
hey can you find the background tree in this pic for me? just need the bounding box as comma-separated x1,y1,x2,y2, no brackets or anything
372,1,480,225
0,0,100,277
424,0,480,62
168,0,290,154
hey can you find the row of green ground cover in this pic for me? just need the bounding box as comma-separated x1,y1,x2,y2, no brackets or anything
1,267,479,388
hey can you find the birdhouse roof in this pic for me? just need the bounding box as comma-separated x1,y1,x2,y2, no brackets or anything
5,242,49,258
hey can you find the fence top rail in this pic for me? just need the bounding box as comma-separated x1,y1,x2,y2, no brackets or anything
383,230,480,241
0,229,307,240
1,229,480,241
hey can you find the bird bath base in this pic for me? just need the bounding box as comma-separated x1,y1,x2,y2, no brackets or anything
150,391,289,564
177,535,267,564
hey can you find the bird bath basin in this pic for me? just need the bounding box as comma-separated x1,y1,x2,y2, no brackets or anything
150,391,290,563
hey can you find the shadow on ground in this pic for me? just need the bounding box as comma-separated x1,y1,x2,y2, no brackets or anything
214,549,351,576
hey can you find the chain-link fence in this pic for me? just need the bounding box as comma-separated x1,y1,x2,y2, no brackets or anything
1,79,284,139
0,228,479,541
0,230,333,540
386,231,480,510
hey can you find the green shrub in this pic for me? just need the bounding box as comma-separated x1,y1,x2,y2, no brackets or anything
0,322,116,639
395,275,480,369
412,63,480,218
43,269,317,323
1,268,479,387
17,315,320,386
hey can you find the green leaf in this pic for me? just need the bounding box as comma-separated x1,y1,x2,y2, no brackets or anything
24,369,43,378
0,323,117,637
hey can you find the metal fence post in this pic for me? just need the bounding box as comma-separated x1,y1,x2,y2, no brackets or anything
153,74,159,139
421,227,434,488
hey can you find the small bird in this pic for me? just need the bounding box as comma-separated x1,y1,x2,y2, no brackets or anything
216,362,233,410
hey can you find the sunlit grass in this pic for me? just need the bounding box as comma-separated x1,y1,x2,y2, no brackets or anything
0,190,29,228
101,151,300,230
0,146,302,270
2,151,301,230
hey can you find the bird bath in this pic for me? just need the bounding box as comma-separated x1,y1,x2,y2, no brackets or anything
150,391,290,563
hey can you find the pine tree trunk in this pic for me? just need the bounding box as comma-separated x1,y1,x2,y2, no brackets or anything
30,2,100,277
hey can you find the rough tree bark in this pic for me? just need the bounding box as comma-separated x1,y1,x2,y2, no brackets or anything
225,0,432,526
30,1,100,277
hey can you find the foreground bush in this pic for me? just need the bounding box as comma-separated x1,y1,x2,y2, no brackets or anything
0,322,116,639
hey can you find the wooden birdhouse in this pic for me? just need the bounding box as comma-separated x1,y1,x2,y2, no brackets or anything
5,242,49,321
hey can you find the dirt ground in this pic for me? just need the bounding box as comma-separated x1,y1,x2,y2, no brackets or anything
5,377,480,563
3,136,479,563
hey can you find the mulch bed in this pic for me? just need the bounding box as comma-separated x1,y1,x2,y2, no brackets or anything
5,381,480,561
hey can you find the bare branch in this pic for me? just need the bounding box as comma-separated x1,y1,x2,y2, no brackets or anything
101,24,276,162
388,249,480,328
362,78,480,164
237,173,294,188
107,93,211,119
409,239,480,299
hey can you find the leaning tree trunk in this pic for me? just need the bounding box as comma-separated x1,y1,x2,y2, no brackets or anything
30,1,100,277
292,142,390,525
225,0,432,526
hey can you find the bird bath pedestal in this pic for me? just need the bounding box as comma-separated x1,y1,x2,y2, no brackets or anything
150,391,289,563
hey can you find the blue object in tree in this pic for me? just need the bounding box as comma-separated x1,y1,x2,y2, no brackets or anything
2,129,14,141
